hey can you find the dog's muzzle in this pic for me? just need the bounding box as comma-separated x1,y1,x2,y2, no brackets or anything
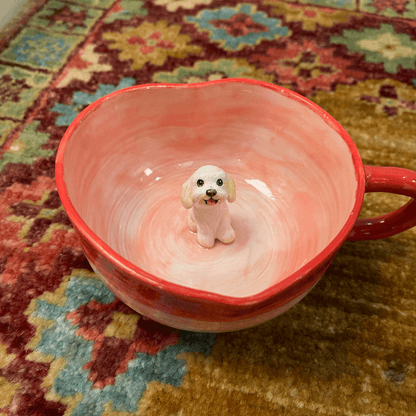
204,189,218,205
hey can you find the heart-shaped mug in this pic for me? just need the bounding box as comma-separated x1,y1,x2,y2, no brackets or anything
55,79,416,332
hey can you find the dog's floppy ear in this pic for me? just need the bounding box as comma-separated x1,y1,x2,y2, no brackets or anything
227,176,236,203
181,178,193,209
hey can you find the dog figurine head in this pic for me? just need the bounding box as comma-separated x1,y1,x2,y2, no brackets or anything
181,165,236,210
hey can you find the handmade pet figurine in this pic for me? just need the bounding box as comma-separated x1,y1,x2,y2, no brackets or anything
181,165,236,248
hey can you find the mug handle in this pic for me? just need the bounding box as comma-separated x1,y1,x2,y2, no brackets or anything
347,165,416,241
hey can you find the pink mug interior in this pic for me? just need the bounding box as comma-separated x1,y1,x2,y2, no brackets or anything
61,81,362,298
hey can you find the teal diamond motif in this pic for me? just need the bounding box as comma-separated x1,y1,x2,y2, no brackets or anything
52,78,135,126
186,3,290,51
29,271,216,415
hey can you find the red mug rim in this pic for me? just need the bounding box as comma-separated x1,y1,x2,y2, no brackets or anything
55,78,366,307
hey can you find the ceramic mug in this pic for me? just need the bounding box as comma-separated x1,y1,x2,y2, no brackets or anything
55,79,416,332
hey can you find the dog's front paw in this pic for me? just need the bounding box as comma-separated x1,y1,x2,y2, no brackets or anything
218,227,235,244
197,233,215,248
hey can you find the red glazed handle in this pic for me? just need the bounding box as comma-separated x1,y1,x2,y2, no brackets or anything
348,165,416,241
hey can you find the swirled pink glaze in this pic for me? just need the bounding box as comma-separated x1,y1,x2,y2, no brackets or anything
63,82,357,297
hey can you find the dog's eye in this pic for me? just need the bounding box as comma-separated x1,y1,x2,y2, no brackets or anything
197,179,204,187
216,179,223,186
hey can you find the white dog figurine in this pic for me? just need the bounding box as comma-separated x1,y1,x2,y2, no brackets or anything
181,165,236,248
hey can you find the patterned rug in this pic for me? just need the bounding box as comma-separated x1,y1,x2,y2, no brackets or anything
1,0,416,414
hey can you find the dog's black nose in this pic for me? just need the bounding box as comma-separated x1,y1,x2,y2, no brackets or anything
206,189,217,197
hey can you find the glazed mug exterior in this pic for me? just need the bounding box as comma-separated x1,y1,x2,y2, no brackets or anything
55,79,416,332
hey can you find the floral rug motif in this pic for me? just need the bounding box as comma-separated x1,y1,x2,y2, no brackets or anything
1,0,416,415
